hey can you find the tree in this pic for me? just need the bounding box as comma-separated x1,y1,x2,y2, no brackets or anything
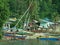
0,0,10,39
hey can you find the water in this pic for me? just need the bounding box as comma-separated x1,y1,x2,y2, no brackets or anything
0,39,60,45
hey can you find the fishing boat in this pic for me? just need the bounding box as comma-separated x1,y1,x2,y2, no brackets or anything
37,37,59,41
4,33,27,40
15,35,27,40
37,33,60,41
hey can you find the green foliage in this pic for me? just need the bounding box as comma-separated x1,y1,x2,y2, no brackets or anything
38,0,60,21
0,0,10,26
0,0,10,39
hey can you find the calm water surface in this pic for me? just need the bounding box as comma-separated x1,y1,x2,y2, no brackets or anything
0,39,60,45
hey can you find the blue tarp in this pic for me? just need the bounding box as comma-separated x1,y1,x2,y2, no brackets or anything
39,38,59,41
40,18,54,28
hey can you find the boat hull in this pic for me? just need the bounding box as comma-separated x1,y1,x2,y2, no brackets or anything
4,34,26,40
37,38,59,41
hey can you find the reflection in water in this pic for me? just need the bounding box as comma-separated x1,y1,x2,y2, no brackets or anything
0,39,60,45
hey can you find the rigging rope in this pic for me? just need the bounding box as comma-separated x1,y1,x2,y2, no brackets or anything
15,1,33,27
23,12,29,29
26,12,30,26
24,12,29,23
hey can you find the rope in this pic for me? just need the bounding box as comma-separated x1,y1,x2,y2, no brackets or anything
23,12,29,29
25,12,29,23
27,14,30,26
15,1,33,27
